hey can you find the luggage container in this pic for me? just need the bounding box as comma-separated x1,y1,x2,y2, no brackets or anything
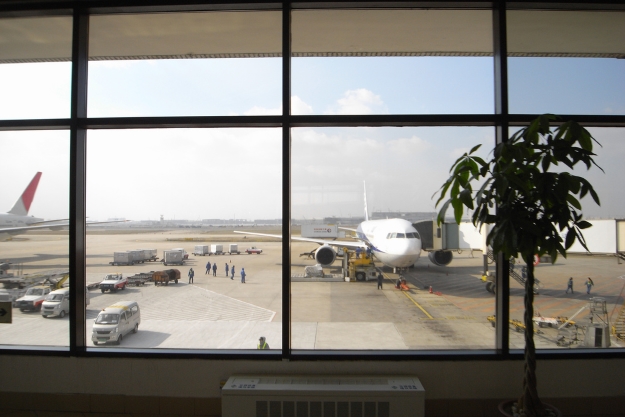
140,249,158,262
163,250,184,266
110,251,134,266
228,244,240,255
129,250,145,264
193,245,209,256
210,244,224,255
171,248,189,259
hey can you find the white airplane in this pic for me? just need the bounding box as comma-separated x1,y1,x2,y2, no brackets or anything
0,172,121,241
235,183,423,270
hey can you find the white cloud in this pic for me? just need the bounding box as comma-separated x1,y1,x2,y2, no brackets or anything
325,89,387,115
291,95,313,115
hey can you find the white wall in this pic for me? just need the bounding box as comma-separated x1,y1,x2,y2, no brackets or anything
565,219,616,254
456,220,618,254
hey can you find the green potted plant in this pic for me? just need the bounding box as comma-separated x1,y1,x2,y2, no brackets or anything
435,114,602,417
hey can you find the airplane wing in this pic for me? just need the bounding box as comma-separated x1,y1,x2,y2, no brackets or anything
27,218,70,226
0,220,128,235
233,230,368,249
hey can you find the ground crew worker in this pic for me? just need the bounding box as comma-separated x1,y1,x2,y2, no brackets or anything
231,265,235,280
366,247,372,259
206,261,211,275
377,272,383,290
566,277,574,294
241,267,246,283
586,277,594,294
212,263,217,276
225,263,229,277
257,336,269,349
355,247,362,259
188,268,194,284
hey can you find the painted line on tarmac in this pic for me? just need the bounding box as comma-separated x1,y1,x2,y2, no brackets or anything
379,269,434,319
402,291,434,319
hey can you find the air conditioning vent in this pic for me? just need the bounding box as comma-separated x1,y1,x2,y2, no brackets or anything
222,375,424,417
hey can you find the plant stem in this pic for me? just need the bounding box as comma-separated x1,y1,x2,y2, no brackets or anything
520,258,546,417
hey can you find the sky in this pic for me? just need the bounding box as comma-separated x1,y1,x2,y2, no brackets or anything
0,56,623,222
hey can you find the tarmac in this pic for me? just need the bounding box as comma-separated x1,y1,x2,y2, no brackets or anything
1,227,624,350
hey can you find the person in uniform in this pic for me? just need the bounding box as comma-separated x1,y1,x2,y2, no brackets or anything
257,336,269,349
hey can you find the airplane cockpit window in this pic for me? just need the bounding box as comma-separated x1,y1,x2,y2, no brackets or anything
406,232,421,239
396,233,405,238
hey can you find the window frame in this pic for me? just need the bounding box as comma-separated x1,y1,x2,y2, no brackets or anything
0,0,624,361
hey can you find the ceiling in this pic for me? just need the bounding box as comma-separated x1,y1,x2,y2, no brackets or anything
0,9,623,63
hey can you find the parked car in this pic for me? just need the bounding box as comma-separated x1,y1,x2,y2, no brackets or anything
245,247,263,254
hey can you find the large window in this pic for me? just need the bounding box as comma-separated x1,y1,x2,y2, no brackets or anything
0,2,623,357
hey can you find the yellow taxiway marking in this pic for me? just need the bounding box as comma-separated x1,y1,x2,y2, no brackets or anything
380,271,434,319
402,291,434,320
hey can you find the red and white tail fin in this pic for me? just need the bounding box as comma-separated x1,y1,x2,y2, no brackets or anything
8,172,42,216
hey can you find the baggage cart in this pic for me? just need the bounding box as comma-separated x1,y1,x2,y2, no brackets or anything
127,272,154,287
153,269,180,286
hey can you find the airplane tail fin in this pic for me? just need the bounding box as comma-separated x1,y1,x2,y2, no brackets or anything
363,180,369,221
8,172,42,216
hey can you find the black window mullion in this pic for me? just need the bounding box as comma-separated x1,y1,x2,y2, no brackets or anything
493,0,510,355
69,7,88,355
282,0,292,358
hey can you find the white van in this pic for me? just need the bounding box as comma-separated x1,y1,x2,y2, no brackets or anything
91,301,140,345
41,287,91,319
41,288,70,318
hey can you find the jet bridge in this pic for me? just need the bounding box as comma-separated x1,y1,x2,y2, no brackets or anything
412,220,463,266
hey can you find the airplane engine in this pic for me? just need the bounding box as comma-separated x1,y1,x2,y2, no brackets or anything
315,245,337,266
428,250,453,266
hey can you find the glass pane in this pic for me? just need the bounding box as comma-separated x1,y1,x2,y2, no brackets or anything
506,128,625,350
292,9,494,115
0,131,70,348
290,127,495,350
86,128,282,350
508,10,625,115
88,11,282,117
0,16,72,119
